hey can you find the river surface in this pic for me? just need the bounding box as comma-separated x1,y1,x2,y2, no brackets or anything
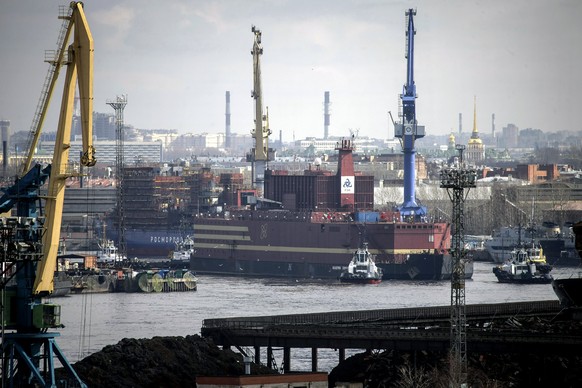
52,262,582,371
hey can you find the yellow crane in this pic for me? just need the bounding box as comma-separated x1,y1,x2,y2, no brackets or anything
33,0,96,295
0,2,95,386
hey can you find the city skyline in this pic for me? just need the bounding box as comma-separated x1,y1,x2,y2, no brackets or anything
0,0,580,142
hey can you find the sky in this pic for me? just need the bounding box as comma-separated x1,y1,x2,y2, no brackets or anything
0,0,581,142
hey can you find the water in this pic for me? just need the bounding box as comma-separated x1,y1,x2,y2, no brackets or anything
52,262,580,371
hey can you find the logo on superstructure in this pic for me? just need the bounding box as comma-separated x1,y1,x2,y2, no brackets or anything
341,175,355,194
150,236,184,244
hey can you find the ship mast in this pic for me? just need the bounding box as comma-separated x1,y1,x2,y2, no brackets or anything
249,25,272,195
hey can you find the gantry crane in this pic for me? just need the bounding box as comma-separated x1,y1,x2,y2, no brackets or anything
394,9,427,220
1,2,95,386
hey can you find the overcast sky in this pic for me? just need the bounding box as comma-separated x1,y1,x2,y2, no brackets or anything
1,0,580,142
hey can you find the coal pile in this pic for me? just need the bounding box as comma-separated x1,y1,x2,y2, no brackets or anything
61,335,275,388
329,315,582,387
329,350,582,387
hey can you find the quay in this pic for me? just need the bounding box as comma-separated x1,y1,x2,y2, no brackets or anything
201,300,581,372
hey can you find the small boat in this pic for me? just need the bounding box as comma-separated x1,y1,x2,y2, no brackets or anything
172,235,194,263
52,272,73,297
492,244,553,284
97,239,126,264
339,243,383,284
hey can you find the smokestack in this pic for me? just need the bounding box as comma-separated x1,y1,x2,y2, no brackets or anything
279,130,282,149
324,91,330,139
0,120,10,176
458,113,462,135
491,113,495,137
225,91,231,148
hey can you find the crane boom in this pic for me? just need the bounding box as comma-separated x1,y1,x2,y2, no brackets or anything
403,9,416,123
248,25,272,194
32,1,95,295
22,5,74,175
251,25,269,162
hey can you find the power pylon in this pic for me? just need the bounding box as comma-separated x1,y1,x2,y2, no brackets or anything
107,95,127,260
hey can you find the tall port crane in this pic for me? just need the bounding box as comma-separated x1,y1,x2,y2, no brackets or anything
248,25,272,194
394,9,426,220
21,2,94,176
0,2,95,386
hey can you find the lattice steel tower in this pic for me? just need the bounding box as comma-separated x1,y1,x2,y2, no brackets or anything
107,95,128,260
439,144,476,386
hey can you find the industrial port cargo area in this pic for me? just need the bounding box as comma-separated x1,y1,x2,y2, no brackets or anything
2,2,582,387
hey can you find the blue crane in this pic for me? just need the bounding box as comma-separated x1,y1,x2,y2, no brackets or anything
394,9,427,220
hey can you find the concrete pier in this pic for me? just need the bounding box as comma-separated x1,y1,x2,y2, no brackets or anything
202,300,579,372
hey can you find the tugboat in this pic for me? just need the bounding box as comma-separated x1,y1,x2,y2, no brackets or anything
492,244,553,284
97,239,126,264
339,243,383,284
172,235,194,263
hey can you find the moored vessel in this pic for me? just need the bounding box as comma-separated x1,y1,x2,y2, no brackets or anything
552,220,582,308
97,239,126,264
339,243,383,284
189,139,471,280
52,272,73,297
485,224,577,266
492,244,553,284
553,276,582,307
171,235,195,263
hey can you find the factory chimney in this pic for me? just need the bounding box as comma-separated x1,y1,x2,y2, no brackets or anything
458,113,462,134
491,113,495,138
225,91,231,148
0,120,10,176
324,91,330,139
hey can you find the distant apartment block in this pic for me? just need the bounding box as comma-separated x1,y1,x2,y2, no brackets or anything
482,163,560,183
501,123,519,148
37,140,163,165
